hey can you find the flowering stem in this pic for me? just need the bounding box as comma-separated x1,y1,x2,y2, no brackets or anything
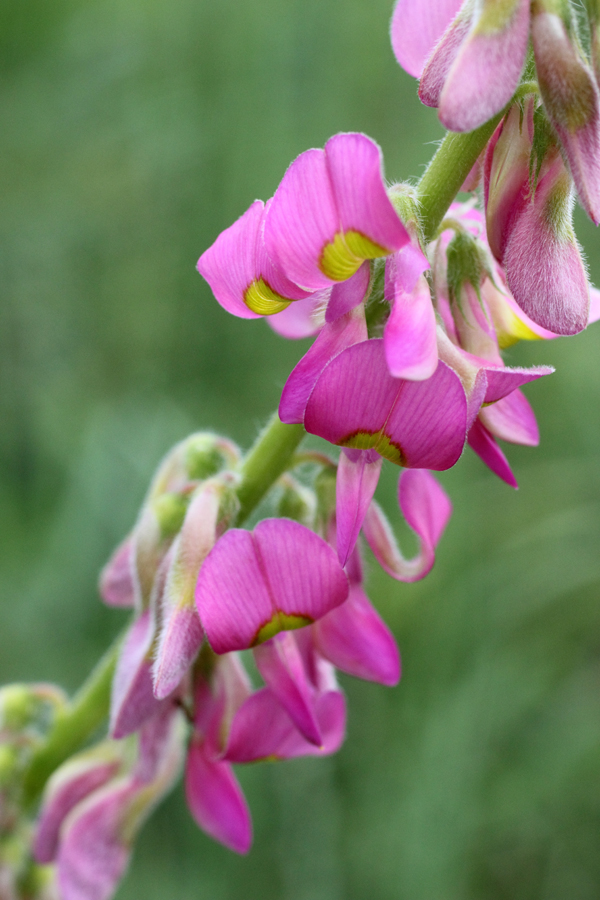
417,114,503,241
19,109,509,806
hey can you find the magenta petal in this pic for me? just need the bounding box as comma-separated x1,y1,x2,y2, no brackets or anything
254,632,322,745
314,584,400,686
479,388,539,446
468,418,518,488
195,519,349,654
267,293,325,339
391,241,430,295
279,304,367,424
324,133,410,255
224,688,346,762
56,779,137,900
390,0,463,78
110,611,165,739
325,262,370,323
439,0,530,132
197,201,265,319
99,537,135,608
34,755,121,864
482,364,554,403
336,449,383,566
383,272,438,380
185,740,251,854
419,7,473,108
304,339,469,471
264,147,339,291
363,469,451,583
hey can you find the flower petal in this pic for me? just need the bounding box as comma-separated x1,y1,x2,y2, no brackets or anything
390,0,463,78
267,293,325,339
325,262,371,323
383,271,438,380
439,0,530,132
313,583,400,686
363,469,452,582
224,688,346,762
304,339,469,470
479,388,539,446
99,537,135,608
279,304,367,424
419,6,473,108
481,364,554,403
185,740,251,854
195,519,349,654
335,449,383,567
110,611,165,739
468,418,518,488
254,632,322,745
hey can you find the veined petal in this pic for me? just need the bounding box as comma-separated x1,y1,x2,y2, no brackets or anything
468,418,518,488
313,583,400,686
480,363,554,403
304,339,469,471
195,519,349,654
99,537,135,608
254,632,322,745
279,305,367,424
185,740,251,854
335,449,383,566
224,688,346,762
325,262,370,323
439,0,530,132
479,388,539,446
390,0,463,78
419,5,474,108
324,133,410,267
383,271,438,380
363,469,452,582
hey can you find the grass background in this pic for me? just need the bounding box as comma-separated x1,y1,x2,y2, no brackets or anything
1,1,600,897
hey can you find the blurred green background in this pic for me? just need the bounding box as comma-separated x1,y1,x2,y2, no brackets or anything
2,0,600,897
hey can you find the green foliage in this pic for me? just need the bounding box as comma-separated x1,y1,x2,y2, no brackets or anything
1,1,600,898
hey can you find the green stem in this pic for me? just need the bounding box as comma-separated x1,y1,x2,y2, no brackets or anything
22,638,122,807
417,114,504,242
234,414,305,524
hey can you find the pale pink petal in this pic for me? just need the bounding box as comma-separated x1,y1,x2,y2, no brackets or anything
479,389,539,446
439,0,530,132
533,10,600,224
99,537,135,608
267,293,325,339
279,305,367,424
110,611,165,739
363,469,452,582
304,339,469,470
467,418,518,488
195,519,349,654
325,262,370,323
383,271,438,380
254,632,322,745
153,606,204,701
313,584,400,686
185,740,251,854
335,449,383,566
589,286,600,324
390,0,463,78
419,6,473,108
34,753,122,864
224,688,346,762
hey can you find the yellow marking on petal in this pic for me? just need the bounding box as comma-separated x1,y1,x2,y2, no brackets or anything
341,431,405,466
244,278,293,315
496,306,545,348
320,230,388,281
252,612,313,646
476,0,521,34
